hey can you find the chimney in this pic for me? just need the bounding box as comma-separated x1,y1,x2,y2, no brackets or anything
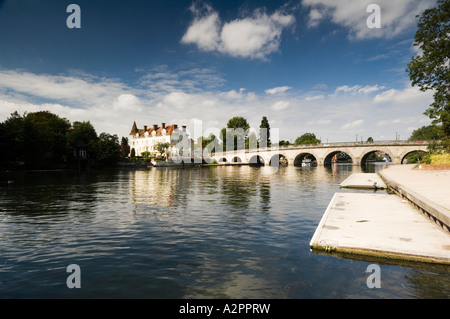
182,125,186,132
153,124,158,130
144,125,147,131
161,122,165,128
174,124,178,129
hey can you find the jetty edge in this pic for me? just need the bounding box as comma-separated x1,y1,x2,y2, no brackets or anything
310,165,450,265
339,173,386,190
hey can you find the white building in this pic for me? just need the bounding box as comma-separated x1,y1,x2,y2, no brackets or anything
129,122,194,160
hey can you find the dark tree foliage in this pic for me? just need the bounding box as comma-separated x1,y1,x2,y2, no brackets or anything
259,116,270,147
120,136,130,158
1,111,72,169
406,0,450,150
0,111,121,170
96,133,120,167
68,121,98,153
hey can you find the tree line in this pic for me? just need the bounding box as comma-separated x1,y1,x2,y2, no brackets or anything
196,115,322,153
406,0,449,152
0,111,125,170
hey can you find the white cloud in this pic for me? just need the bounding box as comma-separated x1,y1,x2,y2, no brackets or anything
377,116,431,128
0,68,435,143
138,65,226,94
265,86,292,95
373,86,434,104
113,94,143,112
342,119,364,130
181,5,220,51
304,95,325,101
0,69,128,107
302,0,436,40
336,84,384,94
181,3,295,59
307,9,324,28
271,100,290,111
307,118,331,126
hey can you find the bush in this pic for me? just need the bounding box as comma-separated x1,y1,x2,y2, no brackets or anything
430,154,450,165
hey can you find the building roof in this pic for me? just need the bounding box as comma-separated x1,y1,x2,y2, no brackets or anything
130,122,180,138
129,121,139,135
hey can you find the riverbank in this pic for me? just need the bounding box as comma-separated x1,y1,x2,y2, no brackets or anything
310,164,450,265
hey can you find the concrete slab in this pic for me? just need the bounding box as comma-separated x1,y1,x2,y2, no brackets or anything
340,173,386,189
310,192,450,264
380,165,450,230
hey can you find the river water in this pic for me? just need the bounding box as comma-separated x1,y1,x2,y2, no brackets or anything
0,164,449,299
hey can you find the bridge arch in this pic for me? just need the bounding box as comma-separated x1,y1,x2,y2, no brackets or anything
360,150,392,166
324,150,352,165
210,142,429,166
249,155,265,166
401,150,429,164
218,157,227,163
232,156,242,163
294,152,318,166
269,153,289,167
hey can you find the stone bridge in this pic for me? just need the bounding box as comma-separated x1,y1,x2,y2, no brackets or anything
210,141,429,166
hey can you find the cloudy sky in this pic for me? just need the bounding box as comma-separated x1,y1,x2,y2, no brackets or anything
0,0,437,142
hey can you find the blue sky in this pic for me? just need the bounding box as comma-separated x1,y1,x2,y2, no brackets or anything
0,0,437,142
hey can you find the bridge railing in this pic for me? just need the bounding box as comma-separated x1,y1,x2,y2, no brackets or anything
211,140,430,156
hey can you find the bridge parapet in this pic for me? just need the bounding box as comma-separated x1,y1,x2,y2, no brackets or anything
210,141,430,166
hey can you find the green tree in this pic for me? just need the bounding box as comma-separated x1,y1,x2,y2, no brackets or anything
67,121,98,156
294,133,321,145
198,134,219,153
279,140,291,147
409,125,442,141
406,0,450,150
246,131,258,150
259,116,270,147
120,136,130,158
141,151,151,159
156,142,170,156
22,111,71,168
96,132,120,167
0,111,25,168
223,116,250,151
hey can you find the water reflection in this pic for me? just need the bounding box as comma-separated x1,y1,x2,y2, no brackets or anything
0,165,449,298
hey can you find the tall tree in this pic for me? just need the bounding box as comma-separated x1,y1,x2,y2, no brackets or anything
406,0,450,150
259,116,270,148
120,136,130,158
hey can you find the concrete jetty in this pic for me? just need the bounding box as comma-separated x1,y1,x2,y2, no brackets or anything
340,173,386,189
380,165,450,231
310,165,450,265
